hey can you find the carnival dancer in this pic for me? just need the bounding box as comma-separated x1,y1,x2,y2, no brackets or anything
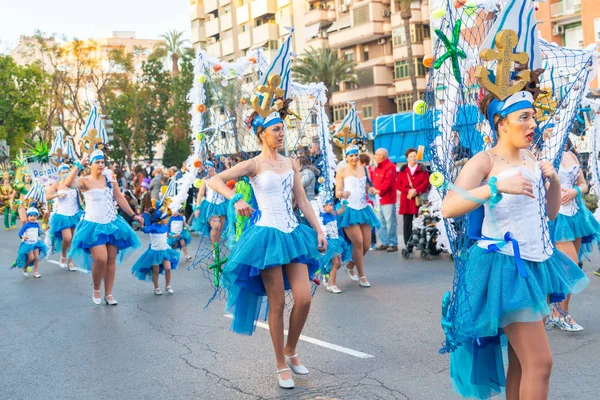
312,195,349,294
335,145,380,287
131,209,179,295
549,144,600,331
207,108,327,389
64,150,143,305
1,171,16,230
193,160,228,244
167,208,193,261
440,57,588,398
46,164,83,271
11,207,48,278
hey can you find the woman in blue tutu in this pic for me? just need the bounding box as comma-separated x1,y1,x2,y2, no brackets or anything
312,196,350,294
166,208,192,261
46,164,83,271
335,145,380,287
207,107,327,389
64,150,143,305
11,207,48,278
131,208,179,295
192,160,228,245
549,143,599,331
440,86,589,397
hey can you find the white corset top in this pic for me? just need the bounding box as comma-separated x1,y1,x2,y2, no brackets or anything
55,189,79,216
478,165,552,262
23,227,39,244
83,187,117,224
251,170,298,233
150,233,170,251
558,164,579,216
206,185,225,205
344,176,368,210
170,220,183,234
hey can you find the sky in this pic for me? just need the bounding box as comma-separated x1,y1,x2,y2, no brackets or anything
0,0,191,53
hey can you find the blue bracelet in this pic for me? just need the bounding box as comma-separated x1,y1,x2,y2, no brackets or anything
488,177,503,207
230,193,243,204
574,186,581,197
74,162,84,171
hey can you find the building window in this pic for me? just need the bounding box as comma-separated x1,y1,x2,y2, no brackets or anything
344,50,354,62
310,111,318,125
392,24,430,46
363,105,373,119
237,0,249,5
362,45,369,62
241,23,249,32
353,5,370,26
357,69,374,86
334,104,350,121
396,92,424,112
394,58,429,79
268,40,279,50
222,29,233,40
595,18,600,41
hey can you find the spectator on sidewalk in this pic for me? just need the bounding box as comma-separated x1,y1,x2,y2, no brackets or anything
149,167,164,200
396,148,430,247
372,148,398,252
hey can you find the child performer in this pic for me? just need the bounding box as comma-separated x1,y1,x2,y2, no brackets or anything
131,209,180,295
167,208,193,261
11,207,48,278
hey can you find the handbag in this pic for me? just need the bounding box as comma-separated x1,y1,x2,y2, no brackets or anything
406,170,422,207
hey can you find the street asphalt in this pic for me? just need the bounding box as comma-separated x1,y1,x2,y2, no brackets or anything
0,228,598,400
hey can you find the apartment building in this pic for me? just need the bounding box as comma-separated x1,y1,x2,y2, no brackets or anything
536,0,600,87
189,0,306,62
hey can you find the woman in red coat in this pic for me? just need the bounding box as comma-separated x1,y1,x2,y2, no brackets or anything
396,148,430,247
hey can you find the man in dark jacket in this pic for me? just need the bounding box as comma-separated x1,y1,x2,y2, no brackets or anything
372,148,398,251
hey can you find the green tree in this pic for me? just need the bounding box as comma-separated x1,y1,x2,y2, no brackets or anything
0,55,44,154
292,46,356,118
397,0,418,103
162,131,191,167
151,30,189,76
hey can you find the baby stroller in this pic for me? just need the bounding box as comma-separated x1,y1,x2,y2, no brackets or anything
401,200,443,260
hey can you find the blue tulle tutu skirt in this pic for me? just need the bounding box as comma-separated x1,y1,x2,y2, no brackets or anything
337,206,381,229
192,200,228,235
449,245,589,399
320,237,352,273
223,223,321,336
167,229,192,248
552,209,599,243
130,247,180,282
48,212,83,250
67,216,141,273
12,240,48,268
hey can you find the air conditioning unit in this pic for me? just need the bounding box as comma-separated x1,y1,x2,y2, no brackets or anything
378,38,386,45
339,5,348,13
382,9,392,17
552,25,564,36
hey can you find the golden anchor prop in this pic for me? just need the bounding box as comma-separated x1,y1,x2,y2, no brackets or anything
251,75,285,118
333,126,357,150
79,128,104,155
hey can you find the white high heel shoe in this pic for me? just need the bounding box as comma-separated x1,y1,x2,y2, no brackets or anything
358,277,371,287
346,266,359,282
285,354,309,375
92,290,102,305
328,285,342,294
277,368,295,389
104,294,118,306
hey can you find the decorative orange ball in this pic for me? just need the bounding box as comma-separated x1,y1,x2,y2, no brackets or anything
213,64,222,72
196,104,206,113
240,98,247,105
423,54,434,68
226,180,236,190
193,160,202,168
454,0,467,8
248,57,257,64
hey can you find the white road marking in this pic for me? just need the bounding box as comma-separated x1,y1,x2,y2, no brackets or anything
224,314,374,359
46,260,61,265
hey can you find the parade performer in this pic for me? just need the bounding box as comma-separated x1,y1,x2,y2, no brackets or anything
46,164,83,271
131,208,179,295
439,28,589,398
312,195,350,294
193,160,228,244
1,171,17,230
335,145,380,287
64,150,143,305
11,207,48,278
167,208,193,261
207,96,327,388
550,144,600,331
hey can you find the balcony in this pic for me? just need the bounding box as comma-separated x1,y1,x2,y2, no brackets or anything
393,43,426,59
391,8,424,27
253,23,279,43
221,12,233,31
207,42,221,58
305,37,329,50
205,0,218,13
191,21,205,45
251,0,278,18
329,21,387,48
278,0,290,6
279,14,293,36
239,31,252,50
394,77,428,93
331,85,390,105
221,38,234,56
236,4,250,24
304,8,336,26
220,0,231,5
190,3,205,20
206,18,220,37
550,0,581,18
